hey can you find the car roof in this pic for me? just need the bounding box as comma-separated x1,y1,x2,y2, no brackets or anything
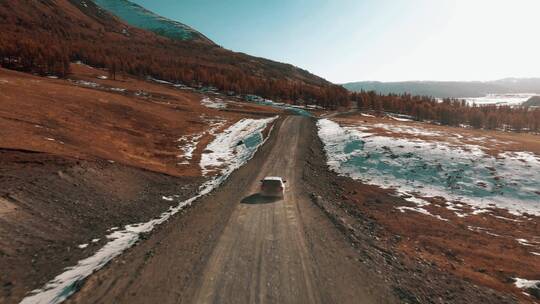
263,176,283,181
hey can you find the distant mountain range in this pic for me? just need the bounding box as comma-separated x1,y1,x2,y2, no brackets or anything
342,78,540,98
93,0,214,44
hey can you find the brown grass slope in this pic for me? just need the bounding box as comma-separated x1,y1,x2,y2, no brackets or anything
0,64,279,177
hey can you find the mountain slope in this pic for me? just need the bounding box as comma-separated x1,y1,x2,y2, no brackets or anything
523,96,540,107
92,0,214,44
0,0,348,107
343,79,540,98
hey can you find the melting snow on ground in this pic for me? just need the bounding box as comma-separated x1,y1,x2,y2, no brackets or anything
68,79,126,93
71,80,100,88
514,278,540,295
372,123,444,137
176,117,226,165
516,238,540,249
20,116,277,304
317,119,540,218
200,117,278,176
201,97,227,109
148,77,172,85
176,134,204,164
388,115,412,122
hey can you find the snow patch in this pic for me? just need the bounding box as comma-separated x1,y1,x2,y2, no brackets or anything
148,77,172,85
516,238,539,247
514,278,540,290
492,215,522,222
176,117,226,165
467,226,502,237
317,118,540,217
388,115,412,122
74,80,100,88
200,117,278,176
201,97,227,109
396,206,448,221
372,123,444,137
177,134,203,163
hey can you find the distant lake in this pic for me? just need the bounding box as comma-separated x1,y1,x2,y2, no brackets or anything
462,93,538,106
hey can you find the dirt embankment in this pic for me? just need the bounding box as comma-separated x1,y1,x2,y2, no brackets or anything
302,122,523,303
0,149,204,303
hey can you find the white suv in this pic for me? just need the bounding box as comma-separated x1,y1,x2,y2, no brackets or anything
260,176,286,197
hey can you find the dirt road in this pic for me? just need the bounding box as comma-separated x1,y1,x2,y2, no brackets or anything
67,116,395,304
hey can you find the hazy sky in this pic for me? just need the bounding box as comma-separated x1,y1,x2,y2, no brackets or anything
132,0,540,83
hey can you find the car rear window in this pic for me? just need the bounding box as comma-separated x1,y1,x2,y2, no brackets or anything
263,180,281,186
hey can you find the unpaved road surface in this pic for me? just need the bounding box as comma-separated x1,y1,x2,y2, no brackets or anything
67,116,395,304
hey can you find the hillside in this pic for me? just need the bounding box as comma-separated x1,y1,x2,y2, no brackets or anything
0,0,348,108
523,96,540,107
343,79,540,98
93,0,214,44
0,60,284,303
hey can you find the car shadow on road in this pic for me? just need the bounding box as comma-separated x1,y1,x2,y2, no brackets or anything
241,193,281,205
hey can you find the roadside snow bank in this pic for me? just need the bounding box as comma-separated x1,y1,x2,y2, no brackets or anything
317,119,540,217
20,116,278,304
514,278,540,297
201,117,278,176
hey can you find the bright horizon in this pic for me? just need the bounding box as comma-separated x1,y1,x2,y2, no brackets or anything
131,0,540,84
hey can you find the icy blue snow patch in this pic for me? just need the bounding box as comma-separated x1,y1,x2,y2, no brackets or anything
317,119,540,216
